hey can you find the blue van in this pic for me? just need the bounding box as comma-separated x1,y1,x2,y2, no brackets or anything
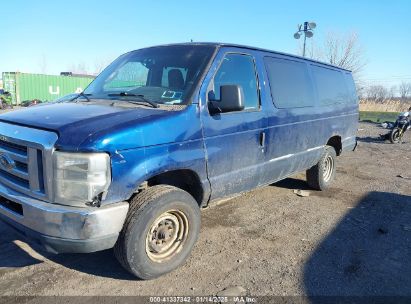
0,43,358,279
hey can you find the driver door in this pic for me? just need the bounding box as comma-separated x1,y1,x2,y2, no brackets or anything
200,49,267,200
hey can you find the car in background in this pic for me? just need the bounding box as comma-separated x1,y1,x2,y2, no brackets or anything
21,94,80,108
21,99,43,107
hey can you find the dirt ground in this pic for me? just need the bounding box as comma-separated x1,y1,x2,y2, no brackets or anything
0,122,410,298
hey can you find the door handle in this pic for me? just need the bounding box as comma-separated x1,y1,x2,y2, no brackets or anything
259,131,266,148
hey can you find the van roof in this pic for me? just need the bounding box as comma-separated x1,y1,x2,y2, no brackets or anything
142,42,352,73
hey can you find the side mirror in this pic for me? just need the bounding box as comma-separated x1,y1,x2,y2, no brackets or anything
209,85,245,114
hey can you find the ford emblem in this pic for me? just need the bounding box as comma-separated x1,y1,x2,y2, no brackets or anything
0,153,15,171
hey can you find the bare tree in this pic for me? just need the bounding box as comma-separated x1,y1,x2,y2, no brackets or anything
93,57,113,75
66,58,113,76
399,82,411,100
308,31,366,80
67,62,90,75
356,85,367,100
93,60,106,76
366,85,388,103
388,85,397,100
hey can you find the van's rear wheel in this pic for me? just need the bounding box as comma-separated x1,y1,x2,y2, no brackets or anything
114,185,200,280
306,146,336,190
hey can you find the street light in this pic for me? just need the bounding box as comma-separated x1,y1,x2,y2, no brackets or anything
294,21,316,57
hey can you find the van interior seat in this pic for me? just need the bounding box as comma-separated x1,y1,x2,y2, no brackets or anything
168,69,185,90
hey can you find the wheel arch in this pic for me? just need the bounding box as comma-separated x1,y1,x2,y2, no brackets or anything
139,169,207,207
326,135,342,156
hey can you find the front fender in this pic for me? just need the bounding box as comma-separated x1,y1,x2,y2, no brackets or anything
102,139,210,205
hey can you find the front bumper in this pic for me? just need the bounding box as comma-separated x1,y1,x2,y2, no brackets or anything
0,182,129,253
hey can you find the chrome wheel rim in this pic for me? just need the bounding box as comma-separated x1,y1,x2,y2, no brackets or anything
323,155,334,182
146,210,189,263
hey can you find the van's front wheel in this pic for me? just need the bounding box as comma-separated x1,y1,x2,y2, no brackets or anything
114,185,200,280
306,146,337,190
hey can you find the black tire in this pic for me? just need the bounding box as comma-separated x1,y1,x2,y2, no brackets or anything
114,185,200,280
389,127,401,144
306,146,337,191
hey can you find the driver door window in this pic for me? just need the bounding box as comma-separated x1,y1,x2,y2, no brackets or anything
213,53,259,110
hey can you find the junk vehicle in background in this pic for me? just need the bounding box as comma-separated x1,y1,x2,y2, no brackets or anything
390,108,411,143
1,72,94,105
0,43,358,280
20,99,43,107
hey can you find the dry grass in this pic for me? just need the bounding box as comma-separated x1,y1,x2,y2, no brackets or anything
360,99,411,112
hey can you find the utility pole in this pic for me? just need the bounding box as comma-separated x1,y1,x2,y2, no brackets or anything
294,21,316,57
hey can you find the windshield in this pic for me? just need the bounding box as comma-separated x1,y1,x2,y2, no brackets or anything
84,45,215,105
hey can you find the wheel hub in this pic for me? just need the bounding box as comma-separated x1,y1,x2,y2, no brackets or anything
323,155,334,182
146,210,189,262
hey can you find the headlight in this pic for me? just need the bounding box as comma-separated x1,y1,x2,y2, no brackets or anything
53,152,111,206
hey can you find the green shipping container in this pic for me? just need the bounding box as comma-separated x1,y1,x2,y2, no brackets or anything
2,72,94,105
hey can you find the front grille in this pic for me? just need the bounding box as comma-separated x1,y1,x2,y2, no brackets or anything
0,169,30,189
0,140,27,154
0,138,46,197
0,122,57,202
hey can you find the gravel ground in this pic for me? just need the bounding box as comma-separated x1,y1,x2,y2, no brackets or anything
0,122,410,298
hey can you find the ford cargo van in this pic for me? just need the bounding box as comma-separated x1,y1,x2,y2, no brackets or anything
0,43,358,279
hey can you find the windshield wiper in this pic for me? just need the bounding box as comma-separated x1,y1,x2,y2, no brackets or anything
107,92,159,108
74,92,92,102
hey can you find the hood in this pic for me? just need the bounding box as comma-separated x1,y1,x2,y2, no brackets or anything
0,103,171,150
